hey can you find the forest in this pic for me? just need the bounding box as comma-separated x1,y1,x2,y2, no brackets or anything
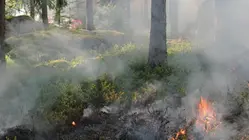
0,0,249,140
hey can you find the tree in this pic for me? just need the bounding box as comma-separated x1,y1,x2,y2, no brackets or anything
148,0,167,67
41,0,48,28
55,0,67,25
30,0,35,19
0,0,6,67
86,0,95,30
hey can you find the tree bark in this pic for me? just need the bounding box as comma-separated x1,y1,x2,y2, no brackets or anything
30,0,35,19
169,0,178,38
41,0,49,28
148,0,167,68
86,0,95,31
0,0,6,67
55,8,61,25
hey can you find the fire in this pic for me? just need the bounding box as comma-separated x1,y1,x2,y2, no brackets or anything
169,97,221,140
72,121,76,126
195,97,220,133
170,129,186,140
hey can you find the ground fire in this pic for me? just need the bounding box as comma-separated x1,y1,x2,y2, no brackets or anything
196,97,220,133
170,96,221,140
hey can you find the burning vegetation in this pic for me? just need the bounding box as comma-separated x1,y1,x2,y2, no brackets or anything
195,97,221,134
170,96,222,140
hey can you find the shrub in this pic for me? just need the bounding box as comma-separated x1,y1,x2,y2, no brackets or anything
80,74,124,109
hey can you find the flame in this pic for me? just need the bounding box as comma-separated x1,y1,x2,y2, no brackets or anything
170,128,186,140
72,121,76,126
169,97,221,140
196,97,220,133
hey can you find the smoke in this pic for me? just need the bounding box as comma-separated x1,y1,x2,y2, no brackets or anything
169,0,249,139
2,0,249,140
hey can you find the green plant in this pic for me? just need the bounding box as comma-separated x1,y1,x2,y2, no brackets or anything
80,74,123,109
6,136,17,140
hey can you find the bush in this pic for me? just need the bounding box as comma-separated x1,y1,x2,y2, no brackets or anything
80,74,124,109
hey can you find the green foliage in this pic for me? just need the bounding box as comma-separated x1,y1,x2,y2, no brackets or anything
80,74,124,109
6,136,17,140
42,83,86,125
168,39,192,55
5,0,23,17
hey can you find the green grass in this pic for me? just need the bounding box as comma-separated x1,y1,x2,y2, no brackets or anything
168,39,192,55
6,55,15,65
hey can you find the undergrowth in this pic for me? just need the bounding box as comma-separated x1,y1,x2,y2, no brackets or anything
4,31,192,128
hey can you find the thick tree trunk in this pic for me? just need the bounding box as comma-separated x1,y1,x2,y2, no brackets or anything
169,0,178,38
41,0,49,28
0,0,6,67
30,0,35,19
86,0,95,31
148,0,167,67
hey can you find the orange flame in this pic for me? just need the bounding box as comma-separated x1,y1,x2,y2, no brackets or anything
196,97,220,133
170,128,186,140
72,121,76,126
169,97,221,140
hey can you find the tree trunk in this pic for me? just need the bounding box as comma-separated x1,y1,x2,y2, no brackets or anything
169,0,178,38
148,0,167,68
0,0,6,67
55,0,61,25
86,0,95,31
30,0,35,19
55,8,61,25
41,0,49,28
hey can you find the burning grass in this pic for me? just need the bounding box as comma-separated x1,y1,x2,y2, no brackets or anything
195,97,221,134
170,96,223,140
